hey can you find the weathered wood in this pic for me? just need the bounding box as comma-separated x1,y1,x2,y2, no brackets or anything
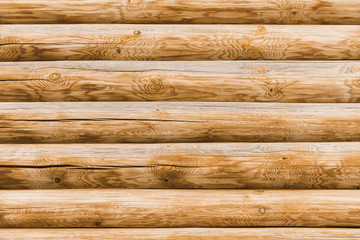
2,143,360,189
1,61,360,102
1,102,360,143
1,228,360,239
1,25,360,61
1,0,360,24
0,189,360,227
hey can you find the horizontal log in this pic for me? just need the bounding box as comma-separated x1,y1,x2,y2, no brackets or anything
0,189,360,227
2,143,360,189
1,102,360,143
1,25,360,61
1,0,360,24
1,61,360,102
1,228,360,239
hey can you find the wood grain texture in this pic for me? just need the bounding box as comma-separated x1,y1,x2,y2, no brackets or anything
1,102,360,143
1,228,360,240
1,25,360,61
2,143,360,189
1,0,360,24
1,189,360,227
1,61,360,102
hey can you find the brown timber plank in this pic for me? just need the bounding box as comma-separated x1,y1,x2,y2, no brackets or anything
1,102,360,143
1,228,360,239
1,143,360,189
1,0,360,24
0,189,360,227
1,61,360,102
1,25,360,61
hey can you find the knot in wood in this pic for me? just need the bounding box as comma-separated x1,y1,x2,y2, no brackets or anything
49,73,61,81
54,178,61,183
253,26,266,35
259,208,266,214
141,77,165,95
352,76,360,87
133,72,171,97
151,78,162,86
265,85,284,99
127,0,146,10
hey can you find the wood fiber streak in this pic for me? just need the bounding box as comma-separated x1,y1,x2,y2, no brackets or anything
1,102,360,143
0,0,359,24
1,25,360,61
0,189,360,227
1,61,360,102
2,143,360,189
1,228,360,239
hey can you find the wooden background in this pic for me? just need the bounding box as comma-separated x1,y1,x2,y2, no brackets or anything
1,0,360,239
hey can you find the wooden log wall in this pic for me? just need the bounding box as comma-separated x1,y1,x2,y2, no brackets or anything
1,0,360,239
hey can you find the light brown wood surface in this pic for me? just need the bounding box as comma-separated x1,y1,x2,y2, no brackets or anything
1,228,360,240
2,143,360,189
1,61,360,102
1,25,360,61
1,0,360,24
2,0,359,237
1,189,360,227
1,102,360,143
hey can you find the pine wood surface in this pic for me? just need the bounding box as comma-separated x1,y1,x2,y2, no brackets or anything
1,0,360,24
0,102,360,143
1,25,360,61
1,142,360,189
1,228,360,240
1,189,360,227
1,61,360,102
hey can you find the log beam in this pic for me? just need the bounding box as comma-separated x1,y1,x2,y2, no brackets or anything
1,0,359,24
1,25,360,61
1,143,360,189
0,61,360,102
0,189,360,227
